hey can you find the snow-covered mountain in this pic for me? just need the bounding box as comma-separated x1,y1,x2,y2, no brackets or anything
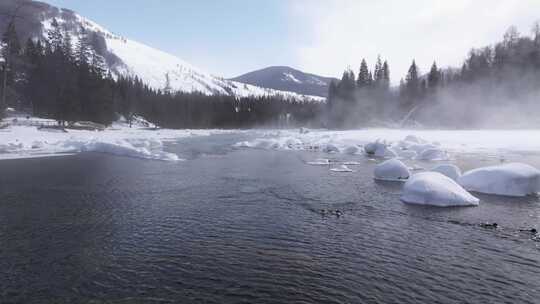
0,0,323,102
232,66,338,98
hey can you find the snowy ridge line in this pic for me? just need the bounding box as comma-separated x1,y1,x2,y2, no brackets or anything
39,12,324,102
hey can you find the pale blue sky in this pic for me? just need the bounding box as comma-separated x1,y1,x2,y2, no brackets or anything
44,0,540,82
46,0,302,78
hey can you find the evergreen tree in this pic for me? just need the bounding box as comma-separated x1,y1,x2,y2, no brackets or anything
373,55,384,87
382,60,390,90
427,61,441,90
503,26,520,48
75,26,92,66
338,68,356,97
48,18,63,52
357,59,370,88
2,20,21,59
404,60,420,103
164,72,172,94
533,21,540,45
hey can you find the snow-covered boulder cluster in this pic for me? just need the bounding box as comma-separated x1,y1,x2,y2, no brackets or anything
395,162,540,207
374,159,410,181
233,132,450,161
401,172,480,207
363,135,448,161
459,163,540,197
394,136,449,161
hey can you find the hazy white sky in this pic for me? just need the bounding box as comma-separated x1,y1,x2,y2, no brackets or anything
289,0,540,83
47,0,540,83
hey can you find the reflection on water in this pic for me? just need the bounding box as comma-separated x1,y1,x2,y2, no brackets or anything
0,134,539,303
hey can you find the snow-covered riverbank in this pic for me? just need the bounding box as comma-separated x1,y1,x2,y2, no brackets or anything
0,120,233,161
3,115,540,162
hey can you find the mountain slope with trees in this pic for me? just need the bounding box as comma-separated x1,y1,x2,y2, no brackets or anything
0,13,321,128
0,0,322,101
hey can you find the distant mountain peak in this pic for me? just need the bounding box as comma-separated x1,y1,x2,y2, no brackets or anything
231,66,338,98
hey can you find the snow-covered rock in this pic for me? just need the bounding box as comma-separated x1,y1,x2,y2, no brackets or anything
401,172,479,207
431,164,462,181
343,145,360,155
285,138,303,148
323,144,340,153
364,141,397,158
416,148,449,161
458,163,540,197
364,141,383,155
374,159,410,182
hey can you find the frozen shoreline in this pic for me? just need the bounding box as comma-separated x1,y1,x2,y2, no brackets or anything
3,123,540,161
0,122,236,161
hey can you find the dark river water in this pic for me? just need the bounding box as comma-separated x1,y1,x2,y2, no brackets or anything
1,133,539,303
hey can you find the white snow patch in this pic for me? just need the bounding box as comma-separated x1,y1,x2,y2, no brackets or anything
283,72,302,84
458,163,540,197
401,172,479,207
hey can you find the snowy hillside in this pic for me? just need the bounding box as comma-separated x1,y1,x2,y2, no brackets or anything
32,2,324,102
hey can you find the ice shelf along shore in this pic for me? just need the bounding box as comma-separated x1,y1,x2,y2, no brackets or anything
0,116,233,161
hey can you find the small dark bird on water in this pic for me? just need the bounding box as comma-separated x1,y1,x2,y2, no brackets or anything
520,228,537,234
480,223,498,229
